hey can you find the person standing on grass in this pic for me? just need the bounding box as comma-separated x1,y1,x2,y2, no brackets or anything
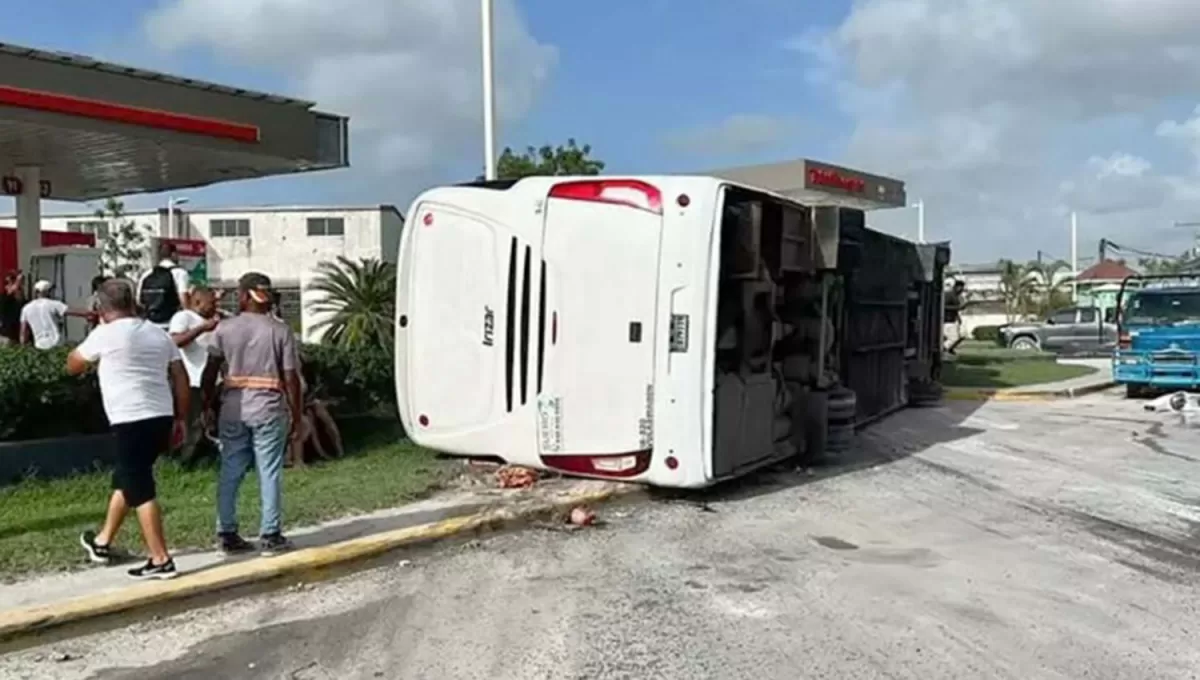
137,243,191,330
86,275,107,333
69,279,190,580
0,270,23,346
20,279,93,349
943,279,968,356
168,286,220,464
201,272,302,557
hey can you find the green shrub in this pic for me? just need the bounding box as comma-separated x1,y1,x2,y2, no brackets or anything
0,343,395,443
0,346,108,442
299,343,394,416
971,325,1002,343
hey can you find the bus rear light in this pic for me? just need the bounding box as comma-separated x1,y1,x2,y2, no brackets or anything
665,455,679,470
1119,333,1132,350
540,451,651,478
548,180,663,215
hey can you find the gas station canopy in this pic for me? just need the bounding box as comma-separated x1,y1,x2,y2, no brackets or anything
0,42,349,201
709,158,906,211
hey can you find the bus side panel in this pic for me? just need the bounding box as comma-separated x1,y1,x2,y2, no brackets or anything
642,180,721,488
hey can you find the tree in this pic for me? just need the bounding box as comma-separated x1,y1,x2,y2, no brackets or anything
495,139,605,180
305,256,396,349
997,259,1037,322
1138,255,1195,275
1025,259,1074,317
96,198,150,277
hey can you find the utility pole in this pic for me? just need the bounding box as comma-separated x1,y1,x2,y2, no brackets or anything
1175,220,1200,259
481,0,497,180
1070,211,1079,303
915,200,925,244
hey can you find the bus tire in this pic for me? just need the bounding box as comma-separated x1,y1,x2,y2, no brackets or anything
826,422,855,452
909,381,944,407
827,386,857,421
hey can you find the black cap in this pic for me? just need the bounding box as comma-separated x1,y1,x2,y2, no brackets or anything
238,272,273,304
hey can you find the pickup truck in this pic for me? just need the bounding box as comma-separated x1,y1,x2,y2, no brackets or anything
998,306,1117,354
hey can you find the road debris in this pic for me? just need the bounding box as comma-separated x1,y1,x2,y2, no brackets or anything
569,506,597,526
496,465,540,489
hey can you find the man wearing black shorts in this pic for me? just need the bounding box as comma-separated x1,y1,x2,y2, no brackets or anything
67,279,190,580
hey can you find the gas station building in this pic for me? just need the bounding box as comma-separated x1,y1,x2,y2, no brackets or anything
709,158,907,211
0,41,349,275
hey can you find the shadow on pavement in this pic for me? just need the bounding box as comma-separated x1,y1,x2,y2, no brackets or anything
655,399,988,506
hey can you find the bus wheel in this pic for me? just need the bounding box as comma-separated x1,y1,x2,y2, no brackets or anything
1125,383,1151,399
826,422,855,453
827,386,857,422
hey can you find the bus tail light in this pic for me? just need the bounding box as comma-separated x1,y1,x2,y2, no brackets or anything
540,451,652,478
548,180,663,215
1118,332,1132,350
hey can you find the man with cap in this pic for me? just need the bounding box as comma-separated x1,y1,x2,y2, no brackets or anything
20,279,93,349
200,272,302,556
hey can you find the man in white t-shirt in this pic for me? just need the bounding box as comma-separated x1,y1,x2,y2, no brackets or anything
19,280,91,349
168,286,220,463
67,278,190,581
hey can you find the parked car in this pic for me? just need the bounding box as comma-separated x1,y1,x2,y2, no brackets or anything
997,306,1117,354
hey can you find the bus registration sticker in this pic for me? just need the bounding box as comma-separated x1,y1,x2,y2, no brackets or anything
538,396,564,453
670,314,689,353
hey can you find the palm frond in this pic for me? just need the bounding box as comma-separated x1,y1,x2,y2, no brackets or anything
305,256,396,349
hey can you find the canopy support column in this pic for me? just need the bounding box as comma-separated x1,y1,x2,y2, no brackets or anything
14,165,41,275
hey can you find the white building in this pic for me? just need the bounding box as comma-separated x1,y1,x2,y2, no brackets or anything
0,204,404,342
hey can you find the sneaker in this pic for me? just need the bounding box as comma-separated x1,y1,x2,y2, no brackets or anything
217,532,255,556
79,531,112,564
127,558,179,581
259,533,293,556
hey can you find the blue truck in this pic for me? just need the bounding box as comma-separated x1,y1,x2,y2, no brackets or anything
1113,275,1200,397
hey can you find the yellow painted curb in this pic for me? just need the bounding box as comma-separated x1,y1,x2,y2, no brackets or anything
943,381,1116,402
0,484,642,643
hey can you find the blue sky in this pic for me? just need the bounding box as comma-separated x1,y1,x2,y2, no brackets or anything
2,0,852,207
4,0,1200,263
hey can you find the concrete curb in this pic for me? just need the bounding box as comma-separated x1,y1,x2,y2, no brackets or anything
944,381,1117,402
0,483,645,644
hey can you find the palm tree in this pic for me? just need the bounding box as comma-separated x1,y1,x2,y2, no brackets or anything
305,256,396,348
1026,259,1074,317
997,259,1037,321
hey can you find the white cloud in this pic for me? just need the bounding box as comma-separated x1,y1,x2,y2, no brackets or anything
1157,105,1200,168
144,0,555,195
1058,153,1170,215
787,0,1200,262
664,114,798,156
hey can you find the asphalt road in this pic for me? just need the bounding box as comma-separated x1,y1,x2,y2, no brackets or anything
6,393,1200,679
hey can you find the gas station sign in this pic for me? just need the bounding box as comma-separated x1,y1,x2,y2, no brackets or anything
802,160,902,204
1,176,51,198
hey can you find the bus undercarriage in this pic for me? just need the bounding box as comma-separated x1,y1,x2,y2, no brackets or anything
712,188,949,477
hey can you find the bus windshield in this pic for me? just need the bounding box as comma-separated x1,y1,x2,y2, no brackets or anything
1125,289,1200,326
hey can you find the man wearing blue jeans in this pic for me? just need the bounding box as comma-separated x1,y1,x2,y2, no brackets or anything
201,272,302,556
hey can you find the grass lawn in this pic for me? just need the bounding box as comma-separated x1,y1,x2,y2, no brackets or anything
942,346,1097,389
0,420,453,579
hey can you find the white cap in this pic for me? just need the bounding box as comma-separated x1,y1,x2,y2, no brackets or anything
32,280,52,293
